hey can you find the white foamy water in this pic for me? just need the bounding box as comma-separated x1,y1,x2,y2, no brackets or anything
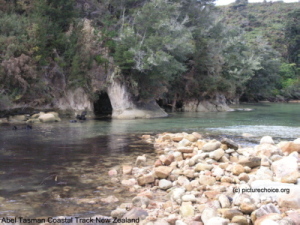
206,125,300,139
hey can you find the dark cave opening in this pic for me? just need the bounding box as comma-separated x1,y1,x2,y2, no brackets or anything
93,92,113,117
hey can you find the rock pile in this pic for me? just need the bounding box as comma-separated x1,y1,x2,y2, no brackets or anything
0,111,61,124
111,132,300,225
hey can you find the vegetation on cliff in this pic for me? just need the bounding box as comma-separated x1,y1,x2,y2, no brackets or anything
0,0,300,113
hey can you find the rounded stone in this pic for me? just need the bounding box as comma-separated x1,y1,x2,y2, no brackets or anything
218,194,231,208
260,136,274,145
159,179,173,190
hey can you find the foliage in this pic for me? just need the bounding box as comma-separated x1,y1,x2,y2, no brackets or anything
243,38,281,100
2,0,300,109
114,0,194,100
219,2,300,57
285,9,300,66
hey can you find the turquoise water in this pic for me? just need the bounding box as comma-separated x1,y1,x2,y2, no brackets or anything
0,103,299,217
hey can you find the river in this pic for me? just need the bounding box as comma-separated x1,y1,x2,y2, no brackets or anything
0,103,299,218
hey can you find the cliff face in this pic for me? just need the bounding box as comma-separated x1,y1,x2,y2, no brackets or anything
0,18,168,119
107,80,167,119
182,94,233,112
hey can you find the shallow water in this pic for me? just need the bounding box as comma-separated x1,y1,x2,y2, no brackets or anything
0,103,299,217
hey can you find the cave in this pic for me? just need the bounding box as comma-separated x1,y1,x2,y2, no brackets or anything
93,92,113,117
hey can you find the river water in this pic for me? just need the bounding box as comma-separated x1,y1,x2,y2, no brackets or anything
0,103,299,218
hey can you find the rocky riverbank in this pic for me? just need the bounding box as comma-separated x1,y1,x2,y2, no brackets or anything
108,132,300,225
0,111,62,124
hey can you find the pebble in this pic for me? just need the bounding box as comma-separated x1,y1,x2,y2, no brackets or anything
109,133,300,225
201,208,218,224
159,179,173,190
218,194,231,208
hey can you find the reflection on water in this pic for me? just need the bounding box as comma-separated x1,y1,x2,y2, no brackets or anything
0,122,156,217
0,103,300,217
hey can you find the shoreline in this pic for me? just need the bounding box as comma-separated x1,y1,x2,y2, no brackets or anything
104,132,300,225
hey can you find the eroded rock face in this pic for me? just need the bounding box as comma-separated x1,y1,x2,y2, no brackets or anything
183,94,234,112
56,87,93,115
107,80,167,119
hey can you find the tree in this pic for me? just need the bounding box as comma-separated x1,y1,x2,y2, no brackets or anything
285,9,300,66
243,38,281,101
114,0,194,101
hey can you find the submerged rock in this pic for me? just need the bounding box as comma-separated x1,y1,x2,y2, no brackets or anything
136,154,147,166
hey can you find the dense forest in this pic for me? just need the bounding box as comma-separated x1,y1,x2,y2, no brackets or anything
0,0,300,114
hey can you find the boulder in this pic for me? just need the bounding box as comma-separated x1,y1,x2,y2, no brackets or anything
164,155,175,166
39,113,61,122
154,159,163,167
173,152,183,161
202,141,222,152
121,207,148,221
122,165,133,175
135,154,146,166
180,202,194,217
26,118,40,123
218,194,231,208
271,155,298,182
195,163,213,172
121,178,137,186
209,149,225,161
199,175,216,186
260,136,274,145
278,186,300,209
212,167,225,177
253,204,281,219
171,188,186,204
9,115,27,122
172,133,184,142
100,195,119,203
192,132,202,139
279,139,300,154
232,164,245,175
254,166,274,180
108,169,118,176
221,138,239,150
159,179,173,190
185,134,198,142
137,173,155,186
254,144,281,157
132,196,150,208
238,156,261,168
175,220,187,225
239,173,250,182
154,166,173,179
178,138,192,147
206,217,229,225
182,194,196,202
153,220,170,225
201,208,218,224
286,211,300,225
222,209,243,220
231,215,248,225
254,213,282,225
251,180,300,205
177,176,190,186
240,200,257,214
111,208,127,218
177,147,194,153
220,176,233,183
